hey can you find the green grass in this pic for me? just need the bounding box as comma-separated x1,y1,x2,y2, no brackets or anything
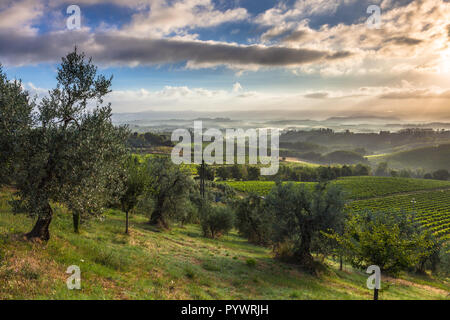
0,187,448,300
222,181,315,196
222,177,450,199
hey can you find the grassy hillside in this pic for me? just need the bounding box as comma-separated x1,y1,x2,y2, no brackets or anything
0,188,448,300
223,177,450,199
366,144,450,171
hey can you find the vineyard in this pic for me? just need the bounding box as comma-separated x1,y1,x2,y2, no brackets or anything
223,177,450,199
223,177,450,240
347,189,450,240
332,176,450,200
223,181,315,195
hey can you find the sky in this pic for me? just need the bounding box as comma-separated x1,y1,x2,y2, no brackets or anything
0,0,450,121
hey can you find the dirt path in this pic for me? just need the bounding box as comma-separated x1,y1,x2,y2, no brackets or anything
384,276,450,297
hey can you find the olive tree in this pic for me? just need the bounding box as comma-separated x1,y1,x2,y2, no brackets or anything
12,49,128,241
0,66,34,185
120,155,147,234
265,182,346,273
234,194,272,246
145,157,192,229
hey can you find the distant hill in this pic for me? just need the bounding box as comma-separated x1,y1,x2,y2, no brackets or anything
321,150,367,165
326,115,401,123
368,144,450,171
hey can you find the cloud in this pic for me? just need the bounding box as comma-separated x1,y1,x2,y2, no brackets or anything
0,30,352,68
384,37,423,46
255,0,357,26
304,92,329,99
124,0,249,37
0,0,44,34
255,0,450,76
282,30,308,43
232,82,242,93
23,79,450,121
379,89,450,99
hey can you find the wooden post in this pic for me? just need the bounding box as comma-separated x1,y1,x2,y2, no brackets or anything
200,160,205,199
374,288,379,301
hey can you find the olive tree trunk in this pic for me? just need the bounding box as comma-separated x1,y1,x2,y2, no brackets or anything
73,212,80,233
26,204,53,241
149,198,169,229
296,229,316,274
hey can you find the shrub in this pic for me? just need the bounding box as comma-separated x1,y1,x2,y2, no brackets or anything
184,265,197,279
438,243,450,276
245,258,256,267
234,194,272,246
273,240,296,262
336,210,434,276
200,204,234,239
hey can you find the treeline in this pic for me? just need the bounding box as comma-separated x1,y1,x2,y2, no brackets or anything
280,141,368,165
127,132,173,150
375,162,450,180
207,163,371,182
281,128,450,152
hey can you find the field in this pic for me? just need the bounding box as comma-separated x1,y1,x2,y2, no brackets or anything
223,177,450,199
333,176,450,200
223,176,450,241
347,190,450,240
223,181,315,195
0,187,448,300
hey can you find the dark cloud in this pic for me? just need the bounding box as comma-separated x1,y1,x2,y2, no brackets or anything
281,30,308,43
304,92,329,99
0,31,352,68
384,37,423,46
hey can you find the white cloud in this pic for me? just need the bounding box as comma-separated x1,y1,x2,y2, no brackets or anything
232,82,242,93
0,0,44,34
123,0,248,37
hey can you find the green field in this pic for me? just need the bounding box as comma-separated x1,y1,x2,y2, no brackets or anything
222,177,450,199
334,176,450,200
223,177,450,241
0,187,448,300
223,181,315,195
347,190,450,240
